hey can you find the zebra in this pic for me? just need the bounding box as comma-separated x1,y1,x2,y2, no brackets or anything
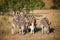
19,14,36,34
40,17,50,34
27,15,36,34
12,11,29,35
12,11,36,34
12,11,21,34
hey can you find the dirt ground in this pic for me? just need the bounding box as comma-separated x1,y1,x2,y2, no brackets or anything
0,10,60,40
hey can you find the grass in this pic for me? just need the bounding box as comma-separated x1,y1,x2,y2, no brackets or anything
0,10,60,40
1,16,11,26
3,16,8,21
0,22,3,27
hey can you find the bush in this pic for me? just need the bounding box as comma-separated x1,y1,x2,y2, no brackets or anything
52,0,60,9
50,5,58,9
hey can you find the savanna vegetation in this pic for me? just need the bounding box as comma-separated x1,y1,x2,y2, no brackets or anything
0,0,60,40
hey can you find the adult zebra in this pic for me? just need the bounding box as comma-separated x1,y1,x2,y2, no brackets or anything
40,17,51,34
12,11,36,35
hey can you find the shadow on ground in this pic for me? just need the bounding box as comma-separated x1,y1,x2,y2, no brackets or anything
50,27,55,33
25,27,55,34
34,27,42,33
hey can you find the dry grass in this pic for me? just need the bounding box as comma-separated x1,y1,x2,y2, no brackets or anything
0,10,60,40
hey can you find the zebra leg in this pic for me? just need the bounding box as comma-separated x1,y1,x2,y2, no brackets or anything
44,27,47,34
12,23,15,34
32,26,34,34
47,27,50,34
30,26,32,33
19,28,21,34
41,25,44,34
12,28,14,34
30,26,34,34
21,26,25,35
44,27,49,34
27,26,29,32
31,28,33,34
32,28,34,34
